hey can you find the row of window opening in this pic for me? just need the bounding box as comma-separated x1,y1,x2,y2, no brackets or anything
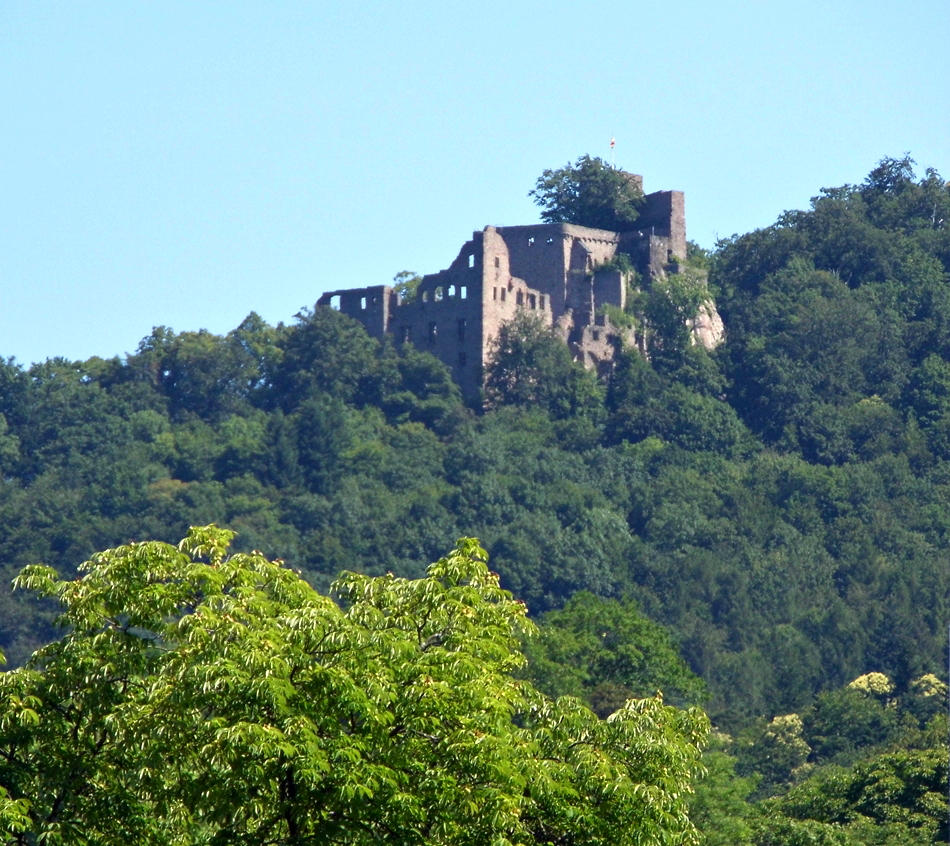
328,285,470,311
421,284,467,303
399,318,467,345
492,288,545,309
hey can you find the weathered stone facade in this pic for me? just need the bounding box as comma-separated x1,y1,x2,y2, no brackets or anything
318,177,717,404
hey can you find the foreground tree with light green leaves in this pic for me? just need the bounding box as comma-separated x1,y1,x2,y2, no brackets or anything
0,527,708,845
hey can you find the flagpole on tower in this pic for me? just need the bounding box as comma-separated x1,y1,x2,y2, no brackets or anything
609,136,616,169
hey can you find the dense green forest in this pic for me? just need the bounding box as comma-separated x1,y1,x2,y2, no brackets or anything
2,156,950,842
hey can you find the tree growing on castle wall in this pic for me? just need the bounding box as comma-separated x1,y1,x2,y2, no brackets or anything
392,270,423,303
530,155,644,231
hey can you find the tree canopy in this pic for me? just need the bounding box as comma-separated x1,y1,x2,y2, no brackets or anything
522,591,707,716
0,527,708,845
529,155,644,231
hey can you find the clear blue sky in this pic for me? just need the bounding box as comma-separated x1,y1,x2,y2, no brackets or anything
2,1,948,366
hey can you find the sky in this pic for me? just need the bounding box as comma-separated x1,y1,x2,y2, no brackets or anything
2,0,948,366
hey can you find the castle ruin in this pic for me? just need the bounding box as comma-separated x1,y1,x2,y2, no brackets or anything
318,176,721,403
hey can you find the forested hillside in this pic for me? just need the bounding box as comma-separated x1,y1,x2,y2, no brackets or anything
1,157,949,717
1,157,949,840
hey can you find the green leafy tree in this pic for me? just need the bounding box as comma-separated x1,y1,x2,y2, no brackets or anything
644,270,710,364
128,327,261,421
392,270,423,303
802,674,902,766
863,154,917,196
757,748,948,845
271,306,383,410
1,527,708,845
737,714,813,797
379,341,465,430
689,735,757,846
484,312,604,420
607,352,751,456
524,591,706,715
530,155,644,231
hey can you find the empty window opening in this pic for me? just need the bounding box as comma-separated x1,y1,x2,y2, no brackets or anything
493,287,498,301
421,290,429,303
500,288,506,301
360,296,367,310
401,326,412,343
546,237,554,244
528,294,536,309
494,256,500,268
592,330,601,341
460,286,467,299
448,284,456,298
468,254,475,269
458,318,466,341
428,322,438,343
527,236,535,246
540,295,546,309
329,294,341,310
434,287,444,302
516,290,524,306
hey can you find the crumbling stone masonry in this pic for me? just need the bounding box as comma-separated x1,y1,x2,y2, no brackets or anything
318,177,719,404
